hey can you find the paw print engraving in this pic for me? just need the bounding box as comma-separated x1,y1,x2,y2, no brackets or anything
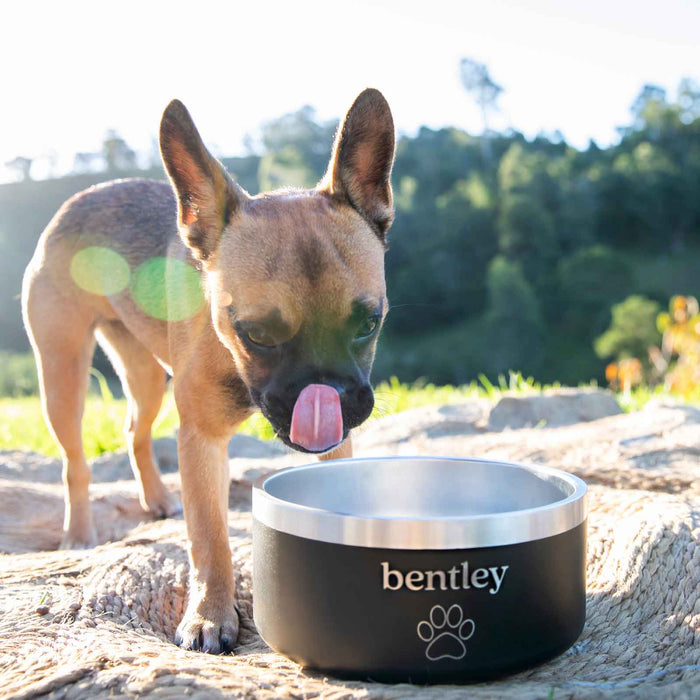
416,604,475,661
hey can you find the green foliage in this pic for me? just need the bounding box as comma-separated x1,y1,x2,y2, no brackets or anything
614,382,700,412
594,295,662,364
258,145,318,191
430,181,497,318
3,376,696,457
258,105,337,189
499,143,555,202
627,248,700,302
556,245,635,342
652,295,700,397
539,330,606,386
373,317,488,385
1,76,699,392
497,193,557,284
558,245,634,305
0,352,39,396
481,256,545,376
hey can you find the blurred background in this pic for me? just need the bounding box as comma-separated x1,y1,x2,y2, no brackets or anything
1,0,698,411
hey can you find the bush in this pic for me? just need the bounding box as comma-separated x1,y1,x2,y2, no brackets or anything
598,295,700,402
558,245,635,308
557,245,635,341
373,318,488,385
0,352,39,397
594,295,661,367
651,295,700,397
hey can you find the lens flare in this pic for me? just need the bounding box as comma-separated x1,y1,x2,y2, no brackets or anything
130,256,204,321
70,247,130,296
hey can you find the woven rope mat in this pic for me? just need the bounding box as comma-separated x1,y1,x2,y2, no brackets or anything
0,401,698,699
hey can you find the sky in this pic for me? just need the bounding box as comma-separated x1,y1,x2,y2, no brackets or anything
1,0,698,182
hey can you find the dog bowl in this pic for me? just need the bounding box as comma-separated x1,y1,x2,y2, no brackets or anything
252,457,587,683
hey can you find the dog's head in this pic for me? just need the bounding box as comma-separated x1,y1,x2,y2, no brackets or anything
159,89,395,453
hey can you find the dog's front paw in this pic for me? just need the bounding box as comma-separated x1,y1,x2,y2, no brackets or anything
60,505,97,549
59,528,97,550
175,603,239,654
140,485,183,519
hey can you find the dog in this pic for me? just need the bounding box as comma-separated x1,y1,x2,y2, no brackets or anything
21,88,395,653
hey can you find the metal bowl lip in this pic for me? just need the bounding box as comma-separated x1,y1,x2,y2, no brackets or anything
253,456,588,550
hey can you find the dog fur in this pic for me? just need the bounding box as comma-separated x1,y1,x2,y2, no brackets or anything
22,88,395,653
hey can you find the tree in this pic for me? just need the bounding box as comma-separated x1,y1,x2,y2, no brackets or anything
258,145,317,190
557,245,635,341
630,84,668,132
459,58,503,165
677,78,700,124
623,82,690,140
73,151,101,173
497,193,557,285
5,156,33,181
103,130,136,172
259,105,337,181
482,256,545,376
430,180,497,319
594,295,661,369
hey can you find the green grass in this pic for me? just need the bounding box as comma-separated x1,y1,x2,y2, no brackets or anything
0,370,180,459
0,371,695,459
614,381,700,412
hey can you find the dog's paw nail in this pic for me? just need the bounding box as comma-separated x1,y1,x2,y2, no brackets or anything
59,530,98,550
175,608,239,654
144,491,182,519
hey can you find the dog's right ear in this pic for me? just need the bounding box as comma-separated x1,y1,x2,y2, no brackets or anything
159,100,246,261
318,88,395,241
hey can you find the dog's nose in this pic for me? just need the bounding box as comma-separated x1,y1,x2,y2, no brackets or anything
320,378,347,397
310,370,361,398
355,383,373,405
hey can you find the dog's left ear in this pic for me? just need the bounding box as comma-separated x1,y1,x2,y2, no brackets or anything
160,99,247,261
318,88,395,240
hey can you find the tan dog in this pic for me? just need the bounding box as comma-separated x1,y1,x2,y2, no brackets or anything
21,88,395,653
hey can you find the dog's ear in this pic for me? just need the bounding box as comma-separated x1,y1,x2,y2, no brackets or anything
318,88,395,240
159,100,246,261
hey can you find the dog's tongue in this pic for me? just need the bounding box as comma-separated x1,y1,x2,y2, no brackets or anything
290,384,343,452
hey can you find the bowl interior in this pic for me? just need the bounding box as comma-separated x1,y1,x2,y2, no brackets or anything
262,458,576,519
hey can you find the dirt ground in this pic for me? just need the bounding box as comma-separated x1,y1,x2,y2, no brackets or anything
0,391,698,698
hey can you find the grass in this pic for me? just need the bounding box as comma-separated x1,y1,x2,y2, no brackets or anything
1,369,695,459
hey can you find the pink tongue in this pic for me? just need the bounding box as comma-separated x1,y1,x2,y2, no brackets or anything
290,384,343,452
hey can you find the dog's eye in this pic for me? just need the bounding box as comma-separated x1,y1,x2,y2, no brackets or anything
234,321,278,349
245,327,278,348
354,315,380,341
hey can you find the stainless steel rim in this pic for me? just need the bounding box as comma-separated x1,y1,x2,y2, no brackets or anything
253,457,588,550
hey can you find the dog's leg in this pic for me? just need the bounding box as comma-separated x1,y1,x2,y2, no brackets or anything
96,321,181,518
174,422,238,653
318,435,353,461
23,280,97,549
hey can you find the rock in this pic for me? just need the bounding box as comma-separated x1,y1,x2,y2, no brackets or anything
356,401,490,449
87,434,283,484
153,437,179,473
228,433,286,459
90,451,132,482
2,399,699,698
0,451,61,483
487,388,622,431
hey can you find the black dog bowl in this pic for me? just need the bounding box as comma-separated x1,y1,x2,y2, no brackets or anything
252,457,587,683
